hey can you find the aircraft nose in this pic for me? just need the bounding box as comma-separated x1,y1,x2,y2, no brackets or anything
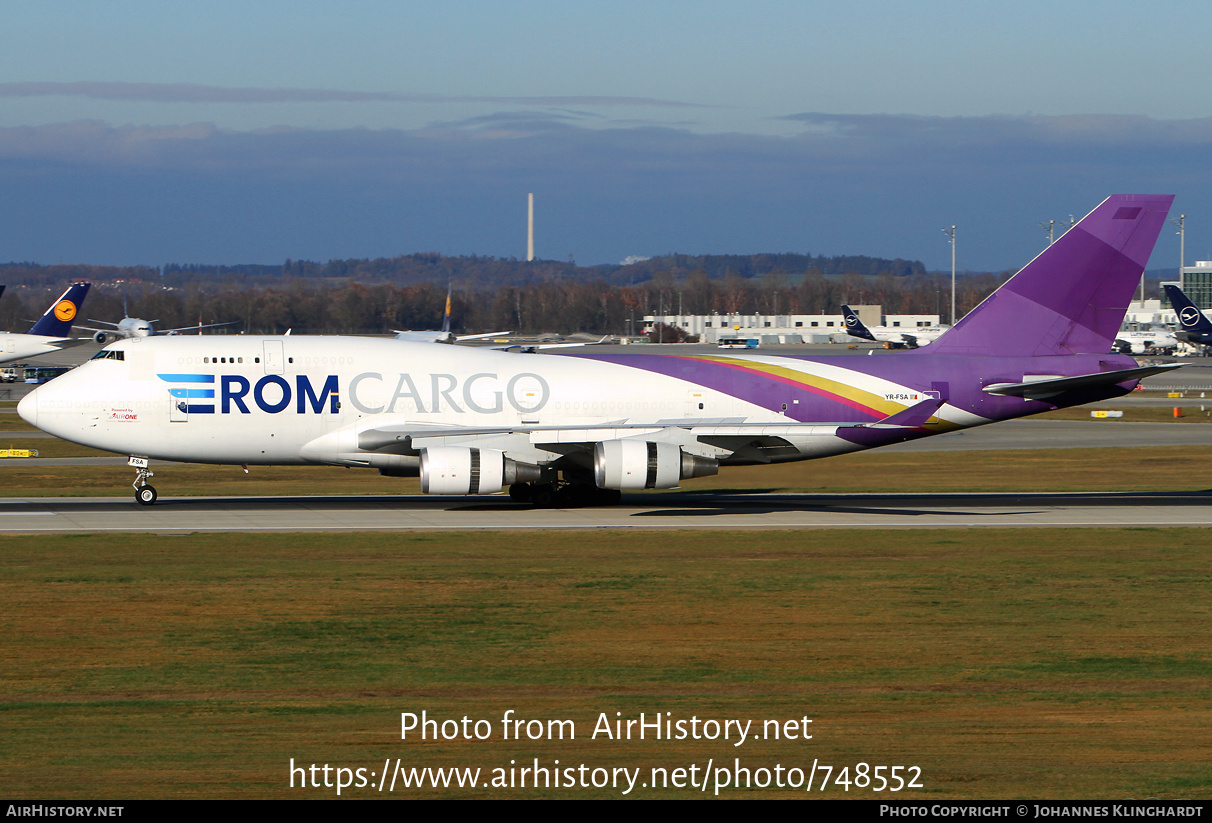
17,390,37,428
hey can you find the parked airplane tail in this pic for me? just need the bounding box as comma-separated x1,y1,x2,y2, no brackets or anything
840,304,876,341
28,282,91,337
1164,284,1212,342
926,195,1173,357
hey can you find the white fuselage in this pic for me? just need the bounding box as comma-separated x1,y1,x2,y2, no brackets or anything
861,326,948,347
0,333,82,365
19,336,977,470
100,317,155,339
1114,329,1178,354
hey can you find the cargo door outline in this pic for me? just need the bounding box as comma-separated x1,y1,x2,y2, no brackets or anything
169,391,188,422
263,341,284,375
924,388,943,424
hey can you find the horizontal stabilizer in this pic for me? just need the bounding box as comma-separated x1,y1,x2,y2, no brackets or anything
982,363,1183,399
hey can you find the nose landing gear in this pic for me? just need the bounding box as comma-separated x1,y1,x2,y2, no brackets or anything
129,457,157,506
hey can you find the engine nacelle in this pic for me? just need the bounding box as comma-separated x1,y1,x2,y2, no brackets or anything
420,446,541,495
593,440,718,490
94,331,112,345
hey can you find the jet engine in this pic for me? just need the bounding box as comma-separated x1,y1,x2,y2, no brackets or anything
94,331,112,345
593,440,718,490
419,446,542,495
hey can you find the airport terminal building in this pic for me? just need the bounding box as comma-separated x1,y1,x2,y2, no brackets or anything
1181,261,1212,310
642,307,942,344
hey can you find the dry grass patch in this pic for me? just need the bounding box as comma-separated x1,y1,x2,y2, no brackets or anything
1,529,1209,798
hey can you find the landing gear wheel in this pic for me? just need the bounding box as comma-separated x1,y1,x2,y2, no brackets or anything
559,484,601,508
131,463,157,506
509,482,533,503
596,488,622,506
530,484,557,508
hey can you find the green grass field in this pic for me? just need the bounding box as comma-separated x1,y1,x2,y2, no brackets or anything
1,529,1209,799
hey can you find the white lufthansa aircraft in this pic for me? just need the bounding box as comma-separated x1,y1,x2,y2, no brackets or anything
393,285,607,351
1,283,92,365
840,304,948,348
1112,326,1179,355
18,195,1181,507
78,315,236,344
394,286,509,344
76,289,235,343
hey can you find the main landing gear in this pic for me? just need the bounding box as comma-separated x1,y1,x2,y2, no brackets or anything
508,482,622,508
132,463,157,506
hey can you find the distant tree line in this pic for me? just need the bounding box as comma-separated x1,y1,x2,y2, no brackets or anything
2,250,927,291
0,253,1170,336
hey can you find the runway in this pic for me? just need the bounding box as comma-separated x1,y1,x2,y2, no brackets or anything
3,488,1212,532
3,419,1211,531
5,388,1212,531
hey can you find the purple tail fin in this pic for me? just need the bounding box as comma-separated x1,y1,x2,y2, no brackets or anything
927,194,1173,357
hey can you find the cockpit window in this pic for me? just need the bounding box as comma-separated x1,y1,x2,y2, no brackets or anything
89,350,125,361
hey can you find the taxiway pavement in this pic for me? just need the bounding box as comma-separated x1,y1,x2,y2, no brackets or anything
2,489,1211,533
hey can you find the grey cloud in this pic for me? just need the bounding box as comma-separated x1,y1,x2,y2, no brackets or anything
0,81,705,109
5,113,1212,179
2,113,1211,269
425,110,588,134
780,111,1212,147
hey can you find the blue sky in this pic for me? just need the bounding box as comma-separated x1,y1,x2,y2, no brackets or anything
2,1,1210,270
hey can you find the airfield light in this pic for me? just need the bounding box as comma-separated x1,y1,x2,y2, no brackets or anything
942,225,956,325
1171,214,1186,292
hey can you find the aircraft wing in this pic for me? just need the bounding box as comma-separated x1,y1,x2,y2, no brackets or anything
162,321,239,334
494,336,612,352
393,330,453,343
72,323,126,339
455,331,512,342
353,397,944,454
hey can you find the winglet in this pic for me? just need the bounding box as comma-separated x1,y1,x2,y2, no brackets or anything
28,282,90,337
927,195,1174,357
863,396,944,428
